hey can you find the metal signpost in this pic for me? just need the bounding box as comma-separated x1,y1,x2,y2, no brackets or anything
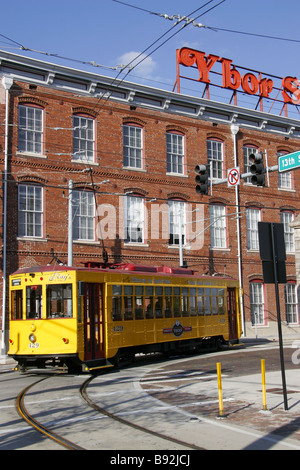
258,222,288,411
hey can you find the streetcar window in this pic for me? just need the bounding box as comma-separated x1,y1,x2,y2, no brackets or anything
173,287,180,317
181,287,189,317
190,288,197,316
154,286,163,318
164,287,172,318
197,288,204,315
124,285,133,320
113,285,122,296
46,284,73,318
26,286,42,319
205,288,211,315
218,288,225,314
112,285,122,321
134,286,144,320
164,297,172,318
212,288,218,315
145,286,154,319
11,290,23,320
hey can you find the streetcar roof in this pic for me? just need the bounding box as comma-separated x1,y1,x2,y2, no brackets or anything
11,263,235,281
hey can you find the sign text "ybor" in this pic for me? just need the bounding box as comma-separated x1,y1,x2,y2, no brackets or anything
178,47,300,105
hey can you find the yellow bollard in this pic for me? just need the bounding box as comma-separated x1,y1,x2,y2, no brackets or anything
217,362,224,417
261,359,267,411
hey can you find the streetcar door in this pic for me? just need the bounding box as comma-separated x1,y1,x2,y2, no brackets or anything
83,283,105,361
227,288,238,340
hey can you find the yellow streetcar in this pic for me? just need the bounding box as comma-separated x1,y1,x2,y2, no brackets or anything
8,263,242,372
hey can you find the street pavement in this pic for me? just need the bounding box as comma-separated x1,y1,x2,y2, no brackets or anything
2,334,300,450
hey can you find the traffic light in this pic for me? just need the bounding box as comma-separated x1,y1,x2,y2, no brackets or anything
195,164,209,195
249,152,265,186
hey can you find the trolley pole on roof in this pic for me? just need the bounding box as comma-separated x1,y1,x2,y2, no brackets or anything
68,180,73,267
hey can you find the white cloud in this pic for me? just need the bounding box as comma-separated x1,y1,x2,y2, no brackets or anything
117,51,157,77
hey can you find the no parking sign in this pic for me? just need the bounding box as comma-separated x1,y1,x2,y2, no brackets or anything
227,167,240,187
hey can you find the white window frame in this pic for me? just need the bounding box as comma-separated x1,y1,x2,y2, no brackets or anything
18,184,43,238
73,115,95,163
250,282,265,326
278,151,293,190
166,132,184,175
281,211,295,253
209,204,226,248
168,200,186,246
125,195,144,243
73,190,95,241
123,124,143,169
246,208,261,251
18,104,43,155
207,139,223,179
285,283,298,324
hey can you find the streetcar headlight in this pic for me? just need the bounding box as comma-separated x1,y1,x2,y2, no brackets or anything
29,333,36,343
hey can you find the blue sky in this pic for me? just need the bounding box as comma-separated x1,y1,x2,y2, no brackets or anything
1,0,300,98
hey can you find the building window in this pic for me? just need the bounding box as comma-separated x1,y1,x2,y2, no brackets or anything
73,115,95,163
281,211,295,253
18,184,43,238
209,204,226,248
168,200,185,245
278,151,293,190
73,190,95,241
167,132,184,174
250,282,264,325
125,195,144,243
207,139,223,179
18,105,43,154
243,145,258,184
123,124,143,169
285,283,298,324
246,208,261,250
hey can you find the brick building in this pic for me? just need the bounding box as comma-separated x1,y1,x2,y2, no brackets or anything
1,49,300,350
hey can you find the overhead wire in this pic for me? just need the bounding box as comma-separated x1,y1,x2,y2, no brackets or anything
90,0,225,115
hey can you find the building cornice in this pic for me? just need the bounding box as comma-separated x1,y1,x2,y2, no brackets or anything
1,49,300,139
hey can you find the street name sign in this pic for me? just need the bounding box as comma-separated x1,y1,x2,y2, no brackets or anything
278,150,300,172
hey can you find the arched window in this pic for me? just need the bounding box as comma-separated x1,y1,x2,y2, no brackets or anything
166,131,184,175
250,280,265,326
246,206,261,250
207,138,223,179
72,190,95,241
18,183,43,238
243,144,258,183
125,194,145,243
280,210,295,253
18,104,43,155
285,282,298,324
73,114,95,163
123,123,143,169
209,203,227,248
168,199,186,245
278,150,293,190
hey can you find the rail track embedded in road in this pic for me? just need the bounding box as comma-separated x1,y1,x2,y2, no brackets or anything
16,376,85,450
80,374,205,451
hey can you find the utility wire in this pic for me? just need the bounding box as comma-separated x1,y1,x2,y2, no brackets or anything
112,0,300,44
0,32,133,71
91,0,226,115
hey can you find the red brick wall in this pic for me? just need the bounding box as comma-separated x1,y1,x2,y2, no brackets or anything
1,79,299,337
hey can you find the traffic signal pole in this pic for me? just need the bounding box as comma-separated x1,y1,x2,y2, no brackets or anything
210,165,278,187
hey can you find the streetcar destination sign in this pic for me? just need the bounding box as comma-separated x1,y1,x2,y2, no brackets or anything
278,150,300,172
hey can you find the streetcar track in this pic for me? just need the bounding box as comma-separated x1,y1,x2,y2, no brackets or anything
16,376,85,451
80,375,205,451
